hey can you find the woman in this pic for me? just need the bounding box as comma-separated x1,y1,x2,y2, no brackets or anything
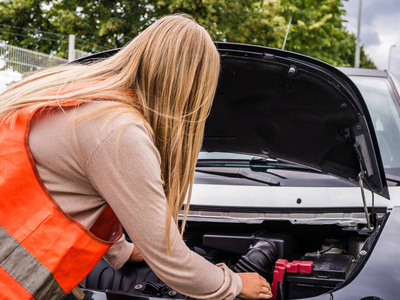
0,15,272,299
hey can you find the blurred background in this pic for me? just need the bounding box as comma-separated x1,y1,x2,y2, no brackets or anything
1,0,399,92
343,0,399,77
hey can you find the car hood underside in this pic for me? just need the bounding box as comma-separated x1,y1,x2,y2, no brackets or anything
202,43,388,198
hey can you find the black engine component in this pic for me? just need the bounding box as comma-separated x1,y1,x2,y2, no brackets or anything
134,282,178,298
202,231,294,260
233,240,278,278
283,254,354,299
85,259,188,298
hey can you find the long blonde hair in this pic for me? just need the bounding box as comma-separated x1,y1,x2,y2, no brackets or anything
0,14,221,250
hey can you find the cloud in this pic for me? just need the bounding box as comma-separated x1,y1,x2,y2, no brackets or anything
364,13,400,72
342,0,400,74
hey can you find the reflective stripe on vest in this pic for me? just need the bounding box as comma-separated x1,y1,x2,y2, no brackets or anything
0,101,122,299
0,226,66,300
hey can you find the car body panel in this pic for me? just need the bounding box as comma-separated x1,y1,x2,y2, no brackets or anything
186,183,400,227
302,206,400,300
189,184,400,210
329,206,400,300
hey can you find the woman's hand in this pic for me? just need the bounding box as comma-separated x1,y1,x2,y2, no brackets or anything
129,246,144,263
237,273,272,299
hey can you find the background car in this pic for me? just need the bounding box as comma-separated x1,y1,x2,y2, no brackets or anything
71,44,400,300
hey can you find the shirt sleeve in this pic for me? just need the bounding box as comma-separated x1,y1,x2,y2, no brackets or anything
83,119,242,299
103,234,134,270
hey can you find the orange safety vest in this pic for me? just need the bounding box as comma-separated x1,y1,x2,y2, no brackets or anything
0,101,123,300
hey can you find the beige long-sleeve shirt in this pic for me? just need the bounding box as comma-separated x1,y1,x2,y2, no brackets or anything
28,101,242,299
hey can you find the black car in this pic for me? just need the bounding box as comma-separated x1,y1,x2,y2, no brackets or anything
72,43,400,300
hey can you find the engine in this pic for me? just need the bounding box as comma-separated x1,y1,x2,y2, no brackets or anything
83,220,377,299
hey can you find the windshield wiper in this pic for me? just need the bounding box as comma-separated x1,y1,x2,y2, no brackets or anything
386,175,400,186
195,168,280,186
249,158,322,173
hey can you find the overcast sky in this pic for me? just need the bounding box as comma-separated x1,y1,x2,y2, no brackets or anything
343,0,400,76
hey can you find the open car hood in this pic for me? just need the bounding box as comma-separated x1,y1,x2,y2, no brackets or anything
203,43,389,198
75,44,388,199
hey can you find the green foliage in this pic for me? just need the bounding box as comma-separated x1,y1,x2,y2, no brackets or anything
0,0,150,57
0,0,375,68
150,0,287,47
276,0,375,68
0,0,55,52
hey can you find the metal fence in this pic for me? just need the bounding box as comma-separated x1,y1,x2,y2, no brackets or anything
0,42,68,74
0,42,90,92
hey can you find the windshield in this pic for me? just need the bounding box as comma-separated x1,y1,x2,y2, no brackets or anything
350,76,400,175
199,74,400,178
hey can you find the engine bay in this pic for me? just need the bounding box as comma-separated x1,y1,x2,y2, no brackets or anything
84,218,383,299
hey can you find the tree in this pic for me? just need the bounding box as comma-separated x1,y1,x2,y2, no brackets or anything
0,0,376,68
276,0,375,68
147,0,376,68
0,0,58,53
149,0,287,47
0,0,152,56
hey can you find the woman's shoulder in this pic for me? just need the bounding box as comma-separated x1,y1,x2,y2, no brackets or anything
73,100,150,139
73,100,157,158
76,100,143,125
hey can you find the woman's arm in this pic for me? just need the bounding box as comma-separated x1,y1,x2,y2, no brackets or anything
83,118,242,299
29,102,271,299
